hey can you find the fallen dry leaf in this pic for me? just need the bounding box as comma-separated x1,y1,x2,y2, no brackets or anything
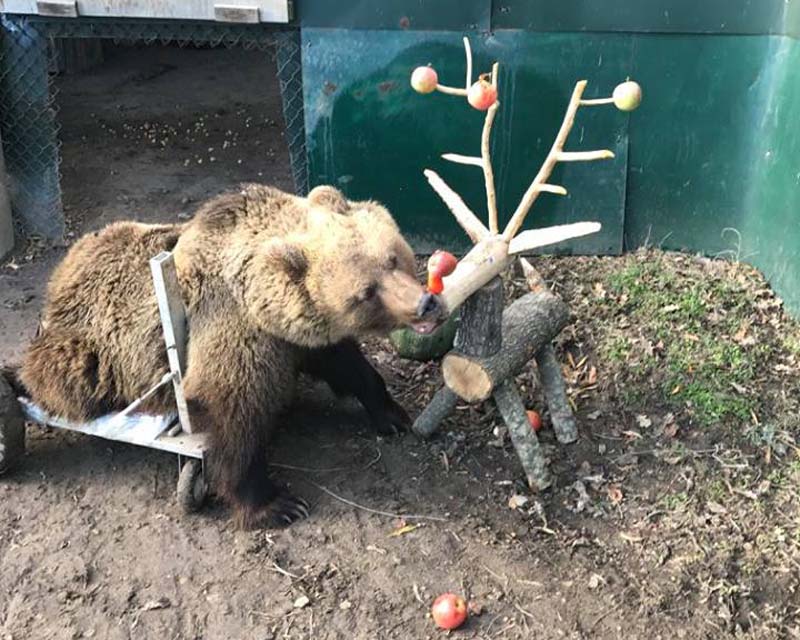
293,595,310,609
607,485,624,505
706,501,727,515
664,421,680,438
588,573,606,589
388,524,419,537
141,598,171,612
619,532,643,544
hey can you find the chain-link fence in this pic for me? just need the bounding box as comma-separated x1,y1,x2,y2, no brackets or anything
0,15,307,240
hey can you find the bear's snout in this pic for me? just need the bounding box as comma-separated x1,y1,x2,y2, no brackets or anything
416,292,443,321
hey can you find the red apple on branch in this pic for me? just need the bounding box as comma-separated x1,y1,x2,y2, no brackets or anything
467,75,498,111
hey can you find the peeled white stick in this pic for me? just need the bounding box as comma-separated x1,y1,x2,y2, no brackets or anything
502,80,589,241
438,236,513,314
423,169,489,243
508,222,602,255
441,153,483,167
463,36,472,89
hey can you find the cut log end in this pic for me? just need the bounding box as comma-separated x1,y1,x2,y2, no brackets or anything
442,355,493,403
442,290,570,402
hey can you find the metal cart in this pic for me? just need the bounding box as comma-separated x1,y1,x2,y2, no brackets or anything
0,251,209,513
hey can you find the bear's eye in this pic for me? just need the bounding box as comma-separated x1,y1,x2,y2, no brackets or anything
386,255,398,270
361,283,378,302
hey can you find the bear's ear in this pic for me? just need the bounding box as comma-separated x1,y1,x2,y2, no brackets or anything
307,185,349,214
263,239,308,280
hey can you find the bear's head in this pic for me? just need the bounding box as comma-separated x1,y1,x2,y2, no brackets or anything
244,186,443,347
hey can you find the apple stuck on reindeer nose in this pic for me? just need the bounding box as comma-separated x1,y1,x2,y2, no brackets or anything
426,250,458,294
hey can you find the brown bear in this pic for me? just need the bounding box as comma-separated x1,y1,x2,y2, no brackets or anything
12,183,442,527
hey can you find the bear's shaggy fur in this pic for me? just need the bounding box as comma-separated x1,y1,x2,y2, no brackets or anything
17,184,428,527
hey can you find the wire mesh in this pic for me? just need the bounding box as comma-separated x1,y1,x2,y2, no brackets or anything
0,15,307,239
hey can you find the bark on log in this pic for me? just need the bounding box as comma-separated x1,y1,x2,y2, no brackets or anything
535,346,578,444
518,257,578,444
412,386,459,438
443,290,569,403
493,381,551,490
454,276,503,357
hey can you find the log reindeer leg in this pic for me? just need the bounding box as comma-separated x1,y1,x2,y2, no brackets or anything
409,37,642,489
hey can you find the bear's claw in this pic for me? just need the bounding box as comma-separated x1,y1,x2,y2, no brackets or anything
268,491,311,528
372,394,411,436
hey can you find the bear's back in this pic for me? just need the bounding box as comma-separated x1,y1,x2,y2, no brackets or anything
44,221,183,333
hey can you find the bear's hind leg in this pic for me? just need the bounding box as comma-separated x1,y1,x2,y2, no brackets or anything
19,330,115,420
301,339,410,435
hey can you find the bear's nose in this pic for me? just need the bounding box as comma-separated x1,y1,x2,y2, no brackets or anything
416,292,443,320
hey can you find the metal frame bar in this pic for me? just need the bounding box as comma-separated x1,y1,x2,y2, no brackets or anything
149,251,193,434
18,249,205,459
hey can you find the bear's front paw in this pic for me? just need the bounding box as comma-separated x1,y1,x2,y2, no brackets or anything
372,395,411,436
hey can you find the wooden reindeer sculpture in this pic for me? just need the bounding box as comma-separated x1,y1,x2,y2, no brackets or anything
409,37,642,489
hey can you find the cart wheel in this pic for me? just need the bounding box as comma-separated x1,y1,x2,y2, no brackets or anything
177,459,208,513
0,377,24,477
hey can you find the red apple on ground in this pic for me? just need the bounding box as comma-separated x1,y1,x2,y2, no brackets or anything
431,593,468,630
526,410,543,432
411,66,438,94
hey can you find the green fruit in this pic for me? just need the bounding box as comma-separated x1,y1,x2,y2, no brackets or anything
390,315,458,361
613,80,642,112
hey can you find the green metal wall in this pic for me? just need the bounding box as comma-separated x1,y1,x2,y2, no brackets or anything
298,2,800,314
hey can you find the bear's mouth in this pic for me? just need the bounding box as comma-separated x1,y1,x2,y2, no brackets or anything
409,319,441,335
411,292,446,335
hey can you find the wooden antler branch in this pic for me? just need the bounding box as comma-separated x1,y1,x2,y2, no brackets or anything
502,80,613,242
482,63,500,233
508,222,602,255
413,39,640,315
433,36,474,97
423,169,488,243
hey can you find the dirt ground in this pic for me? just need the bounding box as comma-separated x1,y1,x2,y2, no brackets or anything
2,44,800,640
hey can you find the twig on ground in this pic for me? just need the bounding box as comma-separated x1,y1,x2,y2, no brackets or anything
308,481,448,522
268,561,300,580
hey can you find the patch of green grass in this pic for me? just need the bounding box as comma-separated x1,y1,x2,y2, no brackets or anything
704,479,728,503
668,380,751,425
782,334,800,357
599,254,773,427
660,491,691,512
605,336,631,363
